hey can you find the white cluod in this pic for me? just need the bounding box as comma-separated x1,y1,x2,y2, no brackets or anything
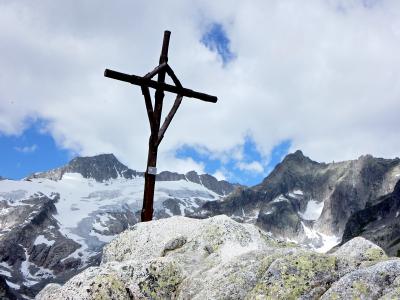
299,200,324,221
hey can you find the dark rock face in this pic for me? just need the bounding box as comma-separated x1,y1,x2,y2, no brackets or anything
0,176,6,181
27,154,143,182
0,275,16,300
342,180,400,256
156,171,186,182
157,170,237,196
198,188,262,219
257,194,302,237
197,151,400,247
63,154,142,182
198,173,237,196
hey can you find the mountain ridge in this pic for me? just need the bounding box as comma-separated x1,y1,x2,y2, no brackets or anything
1,150,400,299
26,153,238,196
0,154,239,298
195,150,400,252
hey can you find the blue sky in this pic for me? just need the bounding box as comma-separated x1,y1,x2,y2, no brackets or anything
176,137,291,185
201,23,236,66
0,22,291,185
0,119,291,185
1,1,399,185
0,120,72,179
178,23,291,185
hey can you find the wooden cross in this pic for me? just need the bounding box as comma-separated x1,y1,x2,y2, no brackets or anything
104,30,217,222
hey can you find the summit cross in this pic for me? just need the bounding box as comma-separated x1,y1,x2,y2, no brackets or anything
104,30,218,222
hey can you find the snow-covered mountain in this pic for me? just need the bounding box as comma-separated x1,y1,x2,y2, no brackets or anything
196,151,400,253
1,151,400,299
0,154,237,299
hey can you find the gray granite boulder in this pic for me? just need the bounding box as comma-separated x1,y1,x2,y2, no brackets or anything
36,216,400,300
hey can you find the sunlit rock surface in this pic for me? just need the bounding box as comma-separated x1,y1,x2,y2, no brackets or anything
37,216,400,300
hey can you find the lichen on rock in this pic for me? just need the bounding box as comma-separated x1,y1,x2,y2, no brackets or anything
248,251,338,299
136,259,183,299
36,216,400,300
333,237,387,265
321,260,400,299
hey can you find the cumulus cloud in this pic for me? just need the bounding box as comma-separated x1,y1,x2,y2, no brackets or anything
236,161,264,174
14,144,38,154
212,170,227,181
0,0,399,174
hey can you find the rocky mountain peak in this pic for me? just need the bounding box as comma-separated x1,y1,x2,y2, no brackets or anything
293,149,305,157
254,150,321,193
65,153,131,182
281,149,317,166
200,150,400,252
69,153,119,165
27,153,142,182
358,154,374,161
26,154,236,196
185,170,201,184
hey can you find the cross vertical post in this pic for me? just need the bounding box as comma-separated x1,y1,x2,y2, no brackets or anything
104,30,217,222
141,31,170,222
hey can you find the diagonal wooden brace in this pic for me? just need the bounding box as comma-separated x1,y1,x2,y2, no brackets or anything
157,94,183,145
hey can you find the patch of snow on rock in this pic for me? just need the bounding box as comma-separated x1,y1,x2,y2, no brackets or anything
0,268,11,278
6,280,20,290
299,199,324,221
271,194,289,203
301,222,340,253
34,235,55,247
20,246,40,287
289,189,304,197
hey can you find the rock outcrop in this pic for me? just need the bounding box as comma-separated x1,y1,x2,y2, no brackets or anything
37,216,400,300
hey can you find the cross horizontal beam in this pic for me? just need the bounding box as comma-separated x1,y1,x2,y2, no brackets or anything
104,68,217,103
